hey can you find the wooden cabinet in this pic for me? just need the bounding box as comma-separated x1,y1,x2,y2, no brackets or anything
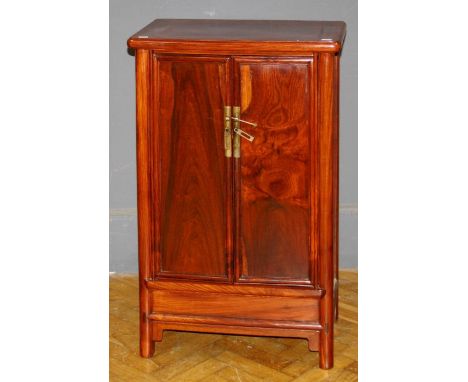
128,19,346,369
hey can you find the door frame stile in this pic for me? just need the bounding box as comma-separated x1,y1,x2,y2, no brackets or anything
232,57,242,283
310,53,320,288
225,57,234,283
150,51,160,278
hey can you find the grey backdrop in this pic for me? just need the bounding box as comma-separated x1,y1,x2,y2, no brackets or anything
110,0,357,272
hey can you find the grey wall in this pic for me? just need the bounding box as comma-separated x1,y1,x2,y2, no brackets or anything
110,0,358,272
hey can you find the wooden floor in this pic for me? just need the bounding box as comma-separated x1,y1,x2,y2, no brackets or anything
110,271,357,381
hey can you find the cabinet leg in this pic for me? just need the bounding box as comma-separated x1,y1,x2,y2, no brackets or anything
319,328,334,369
140,338,155,358
140,316,155,358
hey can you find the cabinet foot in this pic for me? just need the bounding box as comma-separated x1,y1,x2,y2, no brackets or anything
319,356,333,370
140,339,155,358
140,315,155,357
319,340,334,369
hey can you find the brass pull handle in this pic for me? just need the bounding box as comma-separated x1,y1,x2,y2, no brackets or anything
234,127,255,142
232,106,256,158
230,116,257,127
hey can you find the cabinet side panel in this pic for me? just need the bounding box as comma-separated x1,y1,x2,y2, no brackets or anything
234,58,313,284
155,56,231,280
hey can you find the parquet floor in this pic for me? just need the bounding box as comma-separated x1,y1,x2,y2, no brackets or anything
110,270,357,381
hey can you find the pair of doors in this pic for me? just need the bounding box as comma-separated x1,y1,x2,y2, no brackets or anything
152,54,317,286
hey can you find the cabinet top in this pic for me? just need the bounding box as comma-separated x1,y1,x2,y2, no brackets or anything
127,19,346,54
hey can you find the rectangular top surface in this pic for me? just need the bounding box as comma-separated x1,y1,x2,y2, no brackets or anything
128,19,346,53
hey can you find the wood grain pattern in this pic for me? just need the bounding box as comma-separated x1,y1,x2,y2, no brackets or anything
146,279,324,298
110,270,357,381
154,55,232,280
149,313,322,331
233,58,314,285
150,289,320,324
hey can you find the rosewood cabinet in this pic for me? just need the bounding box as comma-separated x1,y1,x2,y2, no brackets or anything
128,19,345,369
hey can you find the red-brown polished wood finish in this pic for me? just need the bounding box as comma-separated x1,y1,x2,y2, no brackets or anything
317,52,337,369
233,57,314,285
154,55,232,281
129,19,345,370
135,49,154,358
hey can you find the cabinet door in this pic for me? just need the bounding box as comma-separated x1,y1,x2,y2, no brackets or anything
153,55,232,281
233,57,316,285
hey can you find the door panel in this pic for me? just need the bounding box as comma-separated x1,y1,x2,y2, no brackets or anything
233,57,314,285
153,55,232,280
